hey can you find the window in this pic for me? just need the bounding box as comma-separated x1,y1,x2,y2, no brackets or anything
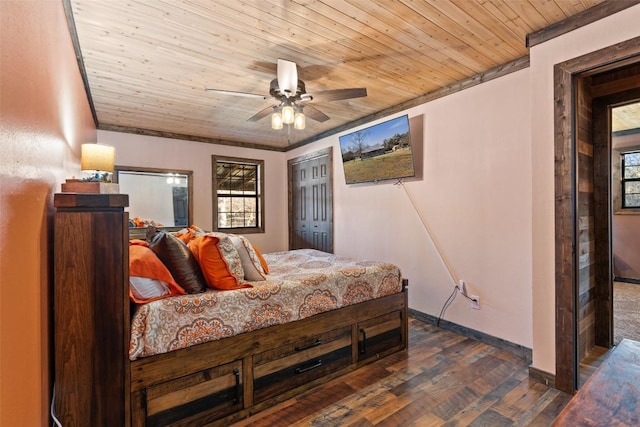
622,151,640,209
212,156,264,233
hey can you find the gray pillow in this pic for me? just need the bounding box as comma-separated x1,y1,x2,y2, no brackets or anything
146,226,207,294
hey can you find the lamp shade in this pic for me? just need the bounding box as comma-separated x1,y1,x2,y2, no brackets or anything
294,111,305,130
282,104,295,124
271,110,283,129
81,144,115,173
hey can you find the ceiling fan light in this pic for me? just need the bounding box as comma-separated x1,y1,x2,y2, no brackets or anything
282,105,295,124
294,112,305,130
271,111,283,129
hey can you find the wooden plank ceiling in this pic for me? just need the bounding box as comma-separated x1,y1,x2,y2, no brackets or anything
68,0,610,150
613,102,640,132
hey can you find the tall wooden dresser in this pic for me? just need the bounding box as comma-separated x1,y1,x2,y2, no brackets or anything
53,193,130,426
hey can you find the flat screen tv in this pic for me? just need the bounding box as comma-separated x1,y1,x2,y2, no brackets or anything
339,114,415,184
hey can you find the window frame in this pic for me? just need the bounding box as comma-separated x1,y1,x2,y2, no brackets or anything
613,145,640,215
621,150,640,209
212,155,265,234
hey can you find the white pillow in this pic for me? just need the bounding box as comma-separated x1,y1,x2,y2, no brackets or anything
228,235,266,281
130,276,172,300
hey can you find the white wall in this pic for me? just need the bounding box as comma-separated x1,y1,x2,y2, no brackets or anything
529,4,640,374
99,130,289,253
288,69,534,349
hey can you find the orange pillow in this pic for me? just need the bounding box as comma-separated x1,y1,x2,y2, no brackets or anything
129,240,186,303
189,224,206,234
252,244,269,274
174,229,192,244
174,224,206,244
188,235,252,290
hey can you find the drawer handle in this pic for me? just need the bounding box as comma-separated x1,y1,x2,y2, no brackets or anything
233,368,241,404
295,359,322,374
359,328,367,354
295,339,322,352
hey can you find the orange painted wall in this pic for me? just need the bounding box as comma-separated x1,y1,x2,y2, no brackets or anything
0,1,95,425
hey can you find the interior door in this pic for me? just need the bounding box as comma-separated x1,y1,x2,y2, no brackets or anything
288,147,333,252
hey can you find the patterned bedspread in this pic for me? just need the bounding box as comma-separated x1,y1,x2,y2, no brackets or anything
129,249,402,360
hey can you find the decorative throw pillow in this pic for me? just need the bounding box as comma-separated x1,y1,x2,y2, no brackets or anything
252,243,269,274
174,228,192,244
189,224,206,235
129,240,186,303
174,224,207,244
129,277,173,303
228,235,267,281
146,226,207,294
187,233,251,290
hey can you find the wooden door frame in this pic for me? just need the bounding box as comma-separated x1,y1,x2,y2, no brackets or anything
287,147,334,251
554,36,640,393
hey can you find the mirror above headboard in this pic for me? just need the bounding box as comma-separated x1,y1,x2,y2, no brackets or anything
114,165,193,239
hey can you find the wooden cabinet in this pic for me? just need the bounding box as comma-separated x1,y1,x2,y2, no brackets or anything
53,193,130,427
357,310,404,362
253,326,352,403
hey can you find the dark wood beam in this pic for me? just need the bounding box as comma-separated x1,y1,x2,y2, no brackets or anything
527,0,640,48
98,124,286,152
62,0,98,127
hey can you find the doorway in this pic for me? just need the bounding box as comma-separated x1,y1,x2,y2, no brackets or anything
610,101,640,347
575,91,640,387
554,37,640,394
610,101,640,287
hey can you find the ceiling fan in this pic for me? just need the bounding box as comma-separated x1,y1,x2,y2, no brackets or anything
205,59,367,130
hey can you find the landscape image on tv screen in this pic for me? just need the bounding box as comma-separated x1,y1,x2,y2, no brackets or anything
339,115,415,184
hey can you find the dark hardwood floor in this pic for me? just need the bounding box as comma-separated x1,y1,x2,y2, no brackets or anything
231,318,572,426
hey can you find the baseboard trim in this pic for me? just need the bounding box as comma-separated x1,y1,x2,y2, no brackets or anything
408,308,533,363
528,366,556,389
614,277,640,285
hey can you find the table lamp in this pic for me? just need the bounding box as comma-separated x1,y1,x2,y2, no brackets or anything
61,143,120,193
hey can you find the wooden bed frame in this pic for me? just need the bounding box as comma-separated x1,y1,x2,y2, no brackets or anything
53,194,408,426
131,280,408,426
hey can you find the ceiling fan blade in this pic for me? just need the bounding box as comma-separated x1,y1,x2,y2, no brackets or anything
277,59,298,97
303,104,330,123
309,88,367,102
204,88,268,100
247,105,275,122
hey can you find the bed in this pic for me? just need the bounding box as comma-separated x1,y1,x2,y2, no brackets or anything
128,235,408,426
130,248,404,360
52,194,408,427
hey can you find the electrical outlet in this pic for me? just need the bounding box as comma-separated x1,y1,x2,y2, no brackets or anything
470,295,480,309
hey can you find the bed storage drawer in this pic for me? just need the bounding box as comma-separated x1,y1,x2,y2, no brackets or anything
143,359,244,427
253,326,352,403
357,310,404,362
